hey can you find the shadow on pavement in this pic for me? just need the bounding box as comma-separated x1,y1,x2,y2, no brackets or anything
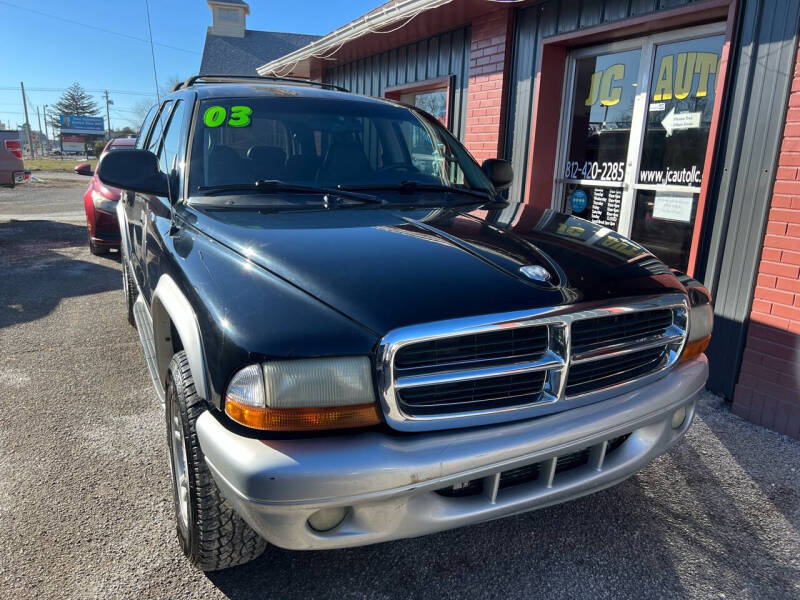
0,219,120,330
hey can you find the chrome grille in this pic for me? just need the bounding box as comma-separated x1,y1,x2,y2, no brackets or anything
397,370,547,416
571,309,674,355
394,325,548,371
566,347,668,396
378,294,688,432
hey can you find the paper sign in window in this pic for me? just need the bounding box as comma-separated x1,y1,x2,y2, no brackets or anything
652,192,693,223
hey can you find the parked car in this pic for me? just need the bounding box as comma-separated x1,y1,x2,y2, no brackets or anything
0,131,30,187
95,75,713,571
75,137,136,254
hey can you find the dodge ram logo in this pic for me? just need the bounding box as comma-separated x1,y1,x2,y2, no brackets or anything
519,265,551,282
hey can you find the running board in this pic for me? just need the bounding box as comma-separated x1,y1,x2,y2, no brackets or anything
132,295,166,408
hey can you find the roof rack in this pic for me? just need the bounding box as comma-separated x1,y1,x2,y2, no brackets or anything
171,74,349,93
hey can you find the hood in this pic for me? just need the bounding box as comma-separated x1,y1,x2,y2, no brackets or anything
184,202,685,335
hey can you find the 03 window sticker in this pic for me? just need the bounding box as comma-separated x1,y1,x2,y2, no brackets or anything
203,105,253,128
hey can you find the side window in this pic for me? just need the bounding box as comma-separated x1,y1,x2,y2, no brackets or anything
147,101,173,154
158,100,186,174
135,105,158,150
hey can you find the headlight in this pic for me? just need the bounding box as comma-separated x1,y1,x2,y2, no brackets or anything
224,357,381,431
680,283,713,363
91,189,116,213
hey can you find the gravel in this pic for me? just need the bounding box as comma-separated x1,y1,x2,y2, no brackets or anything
1,184,799,599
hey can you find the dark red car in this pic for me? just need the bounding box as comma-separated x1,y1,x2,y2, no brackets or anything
75,137,136,255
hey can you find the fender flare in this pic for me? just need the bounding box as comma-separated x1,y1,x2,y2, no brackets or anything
151,275,210,402
116,198,131,259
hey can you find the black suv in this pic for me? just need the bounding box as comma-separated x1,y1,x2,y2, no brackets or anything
96,75,712,571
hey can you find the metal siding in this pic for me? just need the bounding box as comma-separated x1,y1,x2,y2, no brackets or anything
326,26,471,139
701,0,800,396
579,0,604,29
603,0,632,22
629,0,659,15
505,5,540,202
558,0,582,33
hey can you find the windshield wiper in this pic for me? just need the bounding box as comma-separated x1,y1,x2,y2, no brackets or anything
339,180,493,201
198,180,386,205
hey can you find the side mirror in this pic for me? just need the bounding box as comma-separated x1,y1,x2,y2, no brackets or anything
482,158,513,190
96,149,168,197
74,163,93,176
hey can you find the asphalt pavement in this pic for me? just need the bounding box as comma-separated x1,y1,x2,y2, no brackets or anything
1,182,799,599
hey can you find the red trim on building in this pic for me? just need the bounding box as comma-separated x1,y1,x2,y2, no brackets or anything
686,1,738,277
732,40,800,439
463,8,513,165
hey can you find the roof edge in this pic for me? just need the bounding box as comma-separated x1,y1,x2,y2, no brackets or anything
257,0,452,77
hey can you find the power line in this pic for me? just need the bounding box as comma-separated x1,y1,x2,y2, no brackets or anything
0,86,154,96
0,0,200,55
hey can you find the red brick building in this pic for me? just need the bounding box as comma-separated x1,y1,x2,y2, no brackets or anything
260,0,800,438
733,58,800,436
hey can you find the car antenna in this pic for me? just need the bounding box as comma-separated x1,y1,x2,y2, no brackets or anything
143,0,178,235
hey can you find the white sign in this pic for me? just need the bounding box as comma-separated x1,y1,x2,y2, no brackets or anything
62,140,84,152
649,102,666,112
653,191,694,223
661,107,702,137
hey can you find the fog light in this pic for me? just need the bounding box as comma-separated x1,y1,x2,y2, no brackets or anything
307,507,347,532
672,406,687,429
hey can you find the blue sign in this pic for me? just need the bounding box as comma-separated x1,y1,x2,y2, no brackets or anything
570,188,588,213
59,114,104,135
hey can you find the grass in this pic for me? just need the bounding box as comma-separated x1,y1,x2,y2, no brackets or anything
25,158,97,172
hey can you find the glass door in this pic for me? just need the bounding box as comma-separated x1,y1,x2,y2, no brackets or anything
559,44,642,231
556,24,726,271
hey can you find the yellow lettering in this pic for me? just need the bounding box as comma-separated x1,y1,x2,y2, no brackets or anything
653,55,673,101
673,52,697,100
585,71,601,106
695,52,718,98
599,64,625,106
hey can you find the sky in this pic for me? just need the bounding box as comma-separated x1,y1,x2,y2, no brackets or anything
0,0,383,133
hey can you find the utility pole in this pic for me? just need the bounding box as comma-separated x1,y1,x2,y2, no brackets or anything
20,81,35,159
43,104,49,141
104,90,113,139
36,106,45,156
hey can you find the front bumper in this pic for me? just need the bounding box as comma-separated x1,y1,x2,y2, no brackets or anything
196,356,707,550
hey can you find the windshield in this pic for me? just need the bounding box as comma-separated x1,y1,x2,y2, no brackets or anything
188,95,494,201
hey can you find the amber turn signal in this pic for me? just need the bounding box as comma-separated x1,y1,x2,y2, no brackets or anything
225,399,382,431
679,335,710,363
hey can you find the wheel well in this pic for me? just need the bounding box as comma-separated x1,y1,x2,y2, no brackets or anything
150,284,208,402
170,320,184,355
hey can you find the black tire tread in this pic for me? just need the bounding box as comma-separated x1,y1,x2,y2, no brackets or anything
168,351,267,571
89,238,109,255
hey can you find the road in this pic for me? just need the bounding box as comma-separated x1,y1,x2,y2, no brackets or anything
1,182,799,599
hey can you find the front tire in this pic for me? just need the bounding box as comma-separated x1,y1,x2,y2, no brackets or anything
166,351,267,571
88,233,109,255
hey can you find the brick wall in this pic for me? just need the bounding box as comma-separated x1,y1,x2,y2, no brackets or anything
463,10,511,164
732,44,800,439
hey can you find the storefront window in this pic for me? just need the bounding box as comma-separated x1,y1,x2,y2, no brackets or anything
630,35,724,269
563,49,640,230
557,25,726,272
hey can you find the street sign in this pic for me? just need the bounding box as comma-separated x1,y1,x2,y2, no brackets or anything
59,114,104,135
